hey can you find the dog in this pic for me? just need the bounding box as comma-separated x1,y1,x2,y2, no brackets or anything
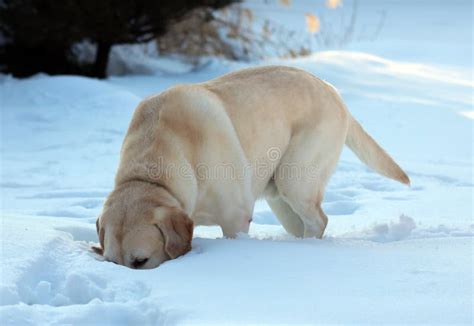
93,66,409,269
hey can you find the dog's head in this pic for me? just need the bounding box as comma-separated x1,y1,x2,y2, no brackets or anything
93,182,193,269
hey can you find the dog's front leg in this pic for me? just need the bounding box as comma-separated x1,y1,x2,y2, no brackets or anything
220,213,252,238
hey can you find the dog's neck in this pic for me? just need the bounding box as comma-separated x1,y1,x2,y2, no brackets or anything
115,177,185,212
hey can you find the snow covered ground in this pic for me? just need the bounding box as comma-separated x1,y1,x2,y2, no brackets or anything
1,0,473,324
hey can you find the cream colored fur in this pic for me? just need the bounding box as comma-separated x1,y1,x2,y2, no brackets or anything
95,66,409,269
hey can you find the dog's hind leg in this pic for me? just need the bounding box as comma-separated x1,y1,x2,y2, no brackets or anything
273,126,346,238
266,195,305,237
263,179,304,237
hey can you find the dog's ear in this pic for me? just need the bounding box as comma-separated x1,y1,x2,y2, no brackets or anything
154,207,193,259
92,216,104,255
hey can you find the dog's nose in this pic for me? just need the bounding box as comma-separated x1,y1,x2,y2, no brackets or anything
131,257,149,269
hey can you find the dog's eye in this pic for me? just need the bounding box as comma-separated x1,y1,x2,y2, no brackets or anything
131,257,148,268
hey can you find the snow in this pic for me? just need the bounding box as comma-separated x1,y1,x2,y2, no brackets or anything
1,0,473,324
1,217,472,325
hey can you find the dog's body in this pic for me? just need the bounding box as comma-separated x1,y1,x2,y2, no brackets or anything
96,66,409,269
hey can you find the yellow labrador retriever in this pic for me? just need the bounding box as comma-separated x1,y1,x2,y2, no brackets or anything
94,66,409,269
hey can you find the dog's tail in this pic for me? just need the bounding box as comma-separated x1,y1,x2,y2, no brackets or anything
345,115,410,185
